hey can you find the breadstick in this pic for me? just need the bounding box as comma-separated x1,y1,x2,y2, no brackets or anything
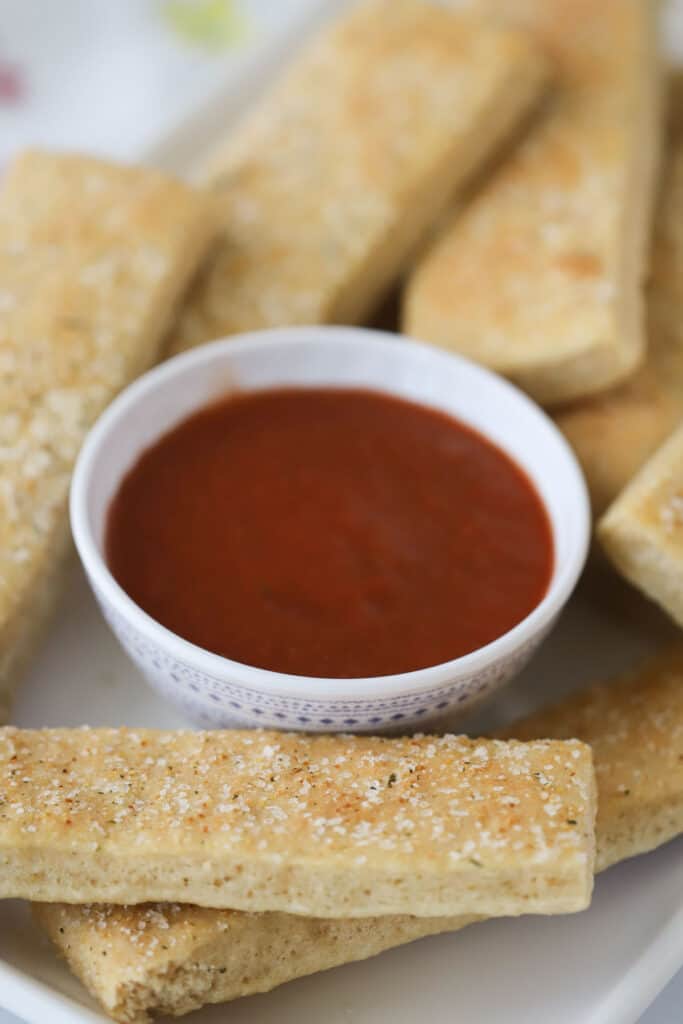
502,646,683,869
35,646,683,1023
556,73,683,514
168,0,549,352
35,905,466,1024
0,728,596,917
598,423,683,625
403,0,662,406
0,150,214,723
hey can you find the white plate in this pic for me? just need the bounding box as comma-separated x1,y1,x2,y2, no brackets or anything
2,3,683,1022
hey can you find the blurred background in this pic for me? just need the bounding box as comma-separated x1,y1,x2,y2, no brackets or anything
2,0,683,171
1,0,683,167
0,0,326,166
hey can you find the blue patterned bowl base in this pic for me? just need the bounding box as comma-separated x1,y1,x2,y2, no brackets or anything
96,587,549,732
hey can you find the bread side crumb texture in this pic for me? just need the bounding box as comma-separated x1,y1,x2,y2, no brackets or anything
598,422,683,625
34,903,472,1024
403,0,662,406
34,646,683,1023
168,0,549,351
555,73,683,514
0,727,595,916
0,149,214,723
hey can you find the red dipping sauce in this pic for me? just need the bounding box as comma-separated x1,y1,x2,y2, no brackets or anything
106,388,553,678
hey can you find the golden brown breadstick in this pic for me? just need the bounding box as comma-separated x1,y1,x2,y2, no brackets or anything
0,728,595,916
168,0,549,351
0,150,214,723
502,646,683,869
556,74,683,514
598,423,683,625
36,646,683,1023
403,0,662,406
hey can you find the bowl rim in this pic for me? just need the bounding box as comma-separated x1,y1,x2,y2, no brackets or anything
70,325,591,700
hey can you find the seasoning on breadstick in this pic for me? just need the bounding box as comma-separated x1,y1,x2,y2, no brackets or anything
36,646,683,1023
556,74,683,514
0,150,214,724
169,0,549,351
598,423,683,625
403,0,662,406
0,728,595,917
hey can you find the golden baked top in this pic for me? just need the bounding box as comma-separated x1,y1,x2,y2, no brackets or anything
32,645,683,1021
504,645,683,868
403,0,661,404
169,0,547,349
599,423,683,547
0,149,213,643
556,73,683,514
0,727,593,871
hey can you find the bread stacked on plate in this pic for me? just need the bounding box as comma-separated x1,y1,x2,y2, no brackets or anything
6,651,683,1023
1,1,683,1021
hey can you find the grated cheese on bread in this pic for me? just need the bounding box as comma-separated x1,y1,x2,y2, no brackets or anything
403,0,662,406
0,150,215,724
0,728,595,916
34,647,683,1023
168,0,549,352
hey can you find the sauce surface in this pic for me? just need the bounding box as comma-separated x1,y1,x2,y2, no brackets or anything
106,388,553,678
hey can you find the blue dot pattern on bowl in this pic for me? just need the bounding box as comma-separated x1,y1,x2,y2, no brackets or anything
94,586,550,732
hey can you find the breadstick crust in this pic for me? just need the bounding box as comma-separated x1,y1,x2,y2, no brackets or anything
0,728,596,916
33,904,476,1024
0,150,215,723
502,645,683,870
598,423,683,626
403,0,663,406
168,0,550,352
34,646,683,1023
555,73,683,514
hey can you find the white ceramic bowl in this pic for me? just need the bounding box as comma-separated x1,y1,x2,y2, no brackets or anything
70,326,590,732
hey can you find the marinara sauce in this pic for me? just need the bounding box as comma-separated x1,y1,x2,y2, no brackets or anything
106,388,553,678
